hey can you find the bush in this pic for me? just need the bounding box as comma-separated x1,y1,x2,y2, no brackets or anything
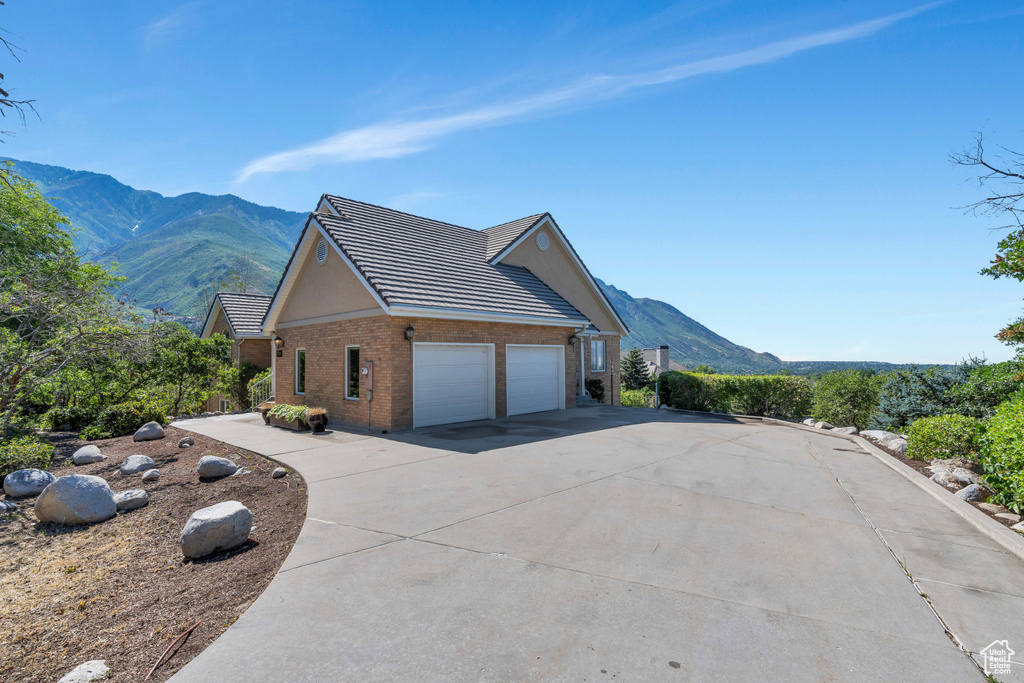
621,348,652,391
621,387,655,408
980,394,1024,513
658,371,811,419
42,405,99,431
268,404,309,421
905,414,983,462
811,370,886,429
585,379,605,403
81,401,167,440
946,361,1021,418
0,435,55,478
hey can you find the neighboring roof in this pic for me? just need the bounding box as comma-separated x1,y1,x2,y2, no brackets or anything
213,292,272,337
482,214,545,261
310,195,587,323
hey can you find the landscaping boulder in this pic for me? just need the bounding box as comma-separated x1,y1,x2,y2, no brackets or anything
0,500,17,513
814,421,834,430
930,471,958,487
951,467,981,485
201,412,213,418
179,501,253,559
58,660,110,683
71,445,105,465
113,488,149,511
888,438,908,454
861,430,899,443
956,484,988,502
34,474,116,525
120,454,156,475
802,418,817,426
272,467,287,479
979,502,1005,514
832,426,859,436
197,455,238,478
179,436,194,448
133,421,165,442
141,468,160,482
998,512,1022,524
3,468,56,497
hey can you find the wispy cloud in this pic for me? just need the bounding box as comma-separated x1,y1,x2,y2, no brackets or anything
236,3,939,183
142,7,192,49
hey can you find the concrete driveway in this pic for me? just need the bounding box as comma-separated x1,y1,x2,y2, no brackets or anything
170,406,1023,682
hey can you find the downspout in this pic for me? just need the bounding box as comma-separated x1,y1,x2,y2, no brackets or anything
573,325,587,397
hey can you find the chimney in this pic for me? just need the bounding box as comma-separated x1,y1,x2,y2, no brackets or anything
655,345,670,372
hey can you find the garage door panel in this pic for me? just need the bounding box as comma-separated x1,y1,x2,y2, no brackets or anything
507,346,562,417
414,344,493,428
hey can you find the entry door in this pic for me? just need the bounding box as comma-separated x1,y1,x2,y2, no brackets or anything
413,344,494,428
506,345,564,416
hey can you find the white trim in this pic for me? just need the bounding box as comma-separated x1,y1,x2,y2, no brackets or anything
317,195,339,215
412,342,496,428
295,347,306,395
277,308,385,329
345,345,360,400
201,298,236,339
489,215,629,334
505,344,566,415
389,304,588,328
590,339,607,372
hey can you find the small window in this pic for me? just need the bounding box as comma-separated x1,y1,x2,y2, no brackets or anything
346,346,360,399
536,231,549,251
295,349,306,395
316,239,328,265
590,340,606,372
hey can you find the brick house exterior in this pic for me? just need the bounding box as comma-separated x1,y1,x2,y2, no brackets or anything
201,293,273,412
203,194,627,431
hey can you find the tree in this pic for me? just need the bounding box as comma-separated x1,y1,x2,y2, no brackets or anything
953,134,1024,344
621,347,651,390
811,369,886,429
0,4,39,167
692,364,716,374
150,323,236,416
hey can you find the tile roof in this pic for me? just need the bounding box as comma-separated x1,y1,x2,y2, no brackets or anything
482,214,545,261
217,292,272,336
317,196,586,322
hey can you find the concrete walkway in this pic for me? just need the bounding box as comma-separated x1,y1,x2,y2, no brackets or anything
169,407,1023,682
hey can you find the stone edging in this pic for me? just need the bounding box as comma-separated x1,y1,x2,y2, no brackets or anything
661,406,1024,563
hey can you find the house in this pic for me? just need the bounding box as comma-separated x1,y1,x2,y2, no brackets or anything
200,292,274,411
625,345,681,376
202,194,628,431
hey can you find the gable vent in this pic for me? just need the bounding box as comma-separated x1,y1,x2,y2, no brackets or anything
316,239,328,265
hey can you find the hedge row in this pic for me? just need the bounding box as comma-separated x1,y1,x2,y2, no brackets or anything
657,371,812,420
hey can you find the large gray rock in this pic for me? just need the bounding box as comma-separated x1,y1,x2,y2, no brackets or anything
141,468,160,482
58,660,110,683
802,418,817,426
888,438,908,454
861,430,899,443
113,488,149,511
271,467,287,479
997,512,1022,524
179,436,194,448
120,454,156,475
3,468,56,497
832,426,859,436
814,421,834,430
956,484,988,502
71,445,105,465
930,471,958,488
197,455,238,478
951,467,981,485
133,421,165,442
34,475,116,525
179,501,253,558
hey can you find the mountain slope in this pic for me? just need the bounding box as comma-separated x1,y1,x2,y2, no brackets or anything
7,159,306,314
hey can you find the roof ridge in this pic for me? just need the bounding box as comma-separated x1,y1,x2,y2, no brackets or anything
323,194,477,234
483,213,546,233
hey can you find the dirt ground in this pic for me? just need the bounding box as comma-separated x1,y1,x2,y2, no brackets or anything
0,425,307,683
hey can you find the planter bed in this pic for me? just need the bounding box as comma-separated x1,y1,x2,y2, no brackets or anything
269,415,309,431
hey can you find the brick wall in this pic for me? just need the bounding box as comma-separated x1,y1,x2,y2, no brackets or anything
273,316,583,431
239,339,272,369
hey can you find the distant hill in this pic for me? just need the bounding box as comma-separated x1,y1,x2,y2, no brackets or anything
6,159,306,315
9,158,914,374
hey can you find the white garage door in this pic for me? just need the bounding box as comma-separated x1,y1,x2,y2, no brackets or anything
506,345,564,416
413,344,494,428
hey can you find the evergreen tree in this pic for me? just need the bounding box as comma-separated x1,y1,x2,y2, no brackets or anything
621,347,651,390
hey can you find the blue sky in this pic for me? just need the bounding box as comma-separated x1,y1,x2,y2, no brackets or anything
5,1,1024,364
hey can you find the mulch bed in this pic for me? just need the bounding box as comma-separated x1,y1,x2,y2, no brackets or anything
0,425,307,683
862,436,1022,531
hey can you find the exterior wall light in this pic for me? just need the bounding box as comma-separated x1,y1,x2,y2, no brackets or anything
568,334,578,346
404,326,415,341
273,335,284,349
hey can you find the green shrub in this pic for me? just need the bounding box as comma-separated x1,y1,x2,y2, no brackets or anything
980,394,1024,513
81,401,167,441
585,379,605,403
658,371,811,419
621,387,655,408
268,404,309,421
811,370,886,429
905,414,983,462
42,405,99,431
0,435,56,478
946,361,1021,418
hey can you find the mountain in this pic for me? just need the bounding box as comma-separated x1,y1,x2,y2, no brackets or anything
6,159,306,315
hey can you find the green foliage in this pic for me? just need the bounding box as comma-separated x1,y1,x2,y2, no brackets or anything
979,394,1024,513
692,364,716,374
658,371,812,419
945,361,1021,418
0,434,56,479
268,404,309,421
905,414,983,462
621,348,651,390
234,362,267,409
621,387,655,408
810,370,886,429
585,379,605,403
151,324,236,416
872,359,983,430
43,405,99,431
81,401,167,440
